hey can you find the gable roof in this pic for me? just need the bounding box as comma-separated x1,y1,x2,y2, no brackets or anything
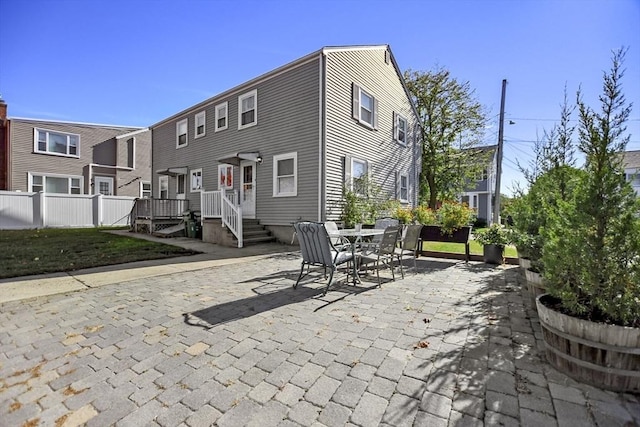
151,44,419,129
622,150,640,168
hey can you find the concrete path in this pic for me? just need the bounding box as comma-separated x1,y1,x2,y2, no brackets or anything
1,243,638,426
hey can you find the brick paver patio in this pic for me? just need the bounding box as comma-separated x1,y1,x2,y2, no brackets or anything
1,252,638,426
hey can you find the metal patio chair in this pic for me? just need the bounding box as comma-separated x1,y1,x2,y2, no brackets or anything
293,221,356,296
395,224,423,278
359,225,401,287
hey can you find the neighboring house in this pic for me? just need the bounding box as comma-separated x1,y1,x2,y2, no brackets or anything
150,45,421,244
1,101,152,197
622,149,640,196
460,145,498,226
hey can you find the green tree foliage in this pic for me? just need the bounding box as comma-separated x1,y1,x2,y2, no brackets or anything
542,48,640,327
341,176,395,227
404,68,487,209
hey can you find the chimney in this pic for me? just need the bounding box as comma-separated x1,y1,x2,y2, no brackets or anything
0,96,6,125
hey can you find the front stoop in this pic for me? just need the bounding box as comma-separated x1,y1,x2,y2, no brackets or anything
241,219,276,245
202,218,275,247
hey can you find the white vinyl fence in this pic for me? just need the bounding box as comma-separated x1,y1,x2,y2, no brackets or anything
0,191,136,230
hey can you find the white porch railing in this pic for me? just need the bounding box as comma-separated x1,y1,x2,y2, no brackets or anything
201,190,243,248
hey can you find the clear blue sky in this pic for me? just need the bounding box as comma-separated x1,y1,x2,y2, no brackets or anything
1,0,639,196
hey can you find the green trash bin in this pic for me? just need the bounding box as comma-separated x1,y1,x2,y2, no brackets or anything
186,220,197,238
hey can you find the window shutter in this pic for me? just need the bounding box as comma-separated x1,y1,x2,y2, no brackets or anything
393,112,398,141
352,84,360,120
344,155,352,189
373,98,379,129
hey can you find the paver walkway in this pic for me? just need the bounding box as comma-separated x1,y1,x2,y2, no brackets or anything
1,253,638,426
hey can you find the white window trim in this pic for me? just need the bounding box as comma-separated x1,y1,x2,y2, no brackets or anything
176,119,188,148
215,102,228,132
94,176,114,196
347,156,369,194
218,164,233,190
33,127,80,158
398,172,409,203
394,113,408,146
190,168,203,192
194,111,206,138
158,175,169,198
140,181,151,198
273,152,297,197
28,172,84,194
352,84,378,130
238,89,258,130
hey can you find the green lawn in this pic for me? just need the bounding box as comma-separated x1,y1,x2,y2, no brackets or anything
421,240,518,258
0,228,198,279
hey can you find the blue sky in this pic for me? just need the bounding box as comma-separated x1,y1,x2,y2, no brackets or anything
1,0,639,196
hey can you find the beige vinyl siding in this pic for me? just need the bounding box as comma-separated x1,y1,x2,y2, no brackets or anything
9,120,150,197
152,57,321,222
323,47,419,220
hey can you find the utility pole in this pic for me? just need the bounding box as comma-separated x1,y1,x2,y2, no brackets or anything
493,79,507,225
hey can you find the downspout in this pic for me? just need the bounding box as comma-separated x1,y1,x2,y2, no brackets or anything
318,51,327,222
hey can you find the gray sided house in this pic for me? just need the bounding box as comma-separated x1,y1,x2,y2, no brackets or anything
4,116,151,197
460,145,497,226
151,45,420,244
622,149,640,196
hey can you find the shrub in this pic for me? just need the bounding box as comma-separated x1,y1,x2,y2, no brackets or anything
393,206,414,224
435,201,476,235
541,48,640,327
474,224,513,246
413,205,438,225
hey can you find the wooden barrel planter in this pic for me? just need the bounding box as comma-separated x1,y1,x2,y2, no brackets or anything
525,268,545,308
536,294,640,393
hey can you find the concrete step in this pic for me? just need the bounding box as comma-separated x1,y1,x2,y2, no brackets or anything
243,235,277,245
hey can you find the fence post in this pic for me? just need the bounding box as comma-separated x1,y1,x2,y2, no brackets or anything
37,191,46,228
94,194,103,226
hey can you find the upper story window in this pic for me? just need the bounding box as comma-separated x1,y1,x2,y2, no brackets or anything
190,168,203,192
394,112,408,145
34,128,80,158
195,111,206,138
273,152,297,197
176,119,188,148
215,102,228,132
352,83,378,129
477,168,489,181
30,172,82,194
238,90,257,130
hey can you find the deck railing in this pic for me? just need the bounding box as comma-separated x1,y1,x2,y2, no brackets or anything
133,198,189,219
201,190,243,247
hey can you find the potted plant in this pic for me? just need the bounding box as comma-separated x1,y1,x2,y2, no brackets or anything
474,224,512,264
537,49,640,392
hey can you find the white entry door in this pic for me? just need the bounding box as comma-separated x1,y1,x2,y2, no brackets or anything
94,176,114,195
240,160,256,218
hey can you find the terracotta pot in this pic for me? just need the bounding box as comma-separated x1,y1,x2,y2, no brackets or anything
536,294,640,393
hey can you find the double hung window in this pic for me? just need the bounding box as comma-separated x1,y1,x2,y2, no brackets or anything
273,153,297,197
195,111,206,138
394,112,408,145
190,168,203,192
215,102,228,131
352,84,378,129
238,90,257,129
176,119,188,148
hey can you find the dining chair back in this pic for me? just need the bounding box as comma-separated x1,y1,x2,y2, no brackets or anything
396,224,423,277
294,222,355,295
